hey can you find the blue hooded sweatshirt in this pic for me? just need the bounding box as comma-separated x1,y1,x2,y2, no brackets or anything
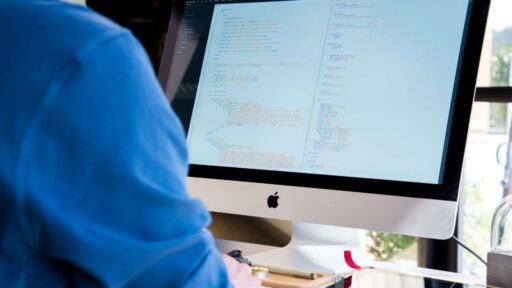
0,0,230,287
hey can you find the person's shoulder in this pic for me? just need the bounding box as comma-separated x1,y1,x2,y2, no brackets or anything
48,1,130,41
6,1,126,34
1,1,133,63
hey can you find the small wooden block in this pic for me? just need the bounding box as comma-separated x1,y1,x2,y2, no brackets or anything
487,249,512,287
261,272,336,288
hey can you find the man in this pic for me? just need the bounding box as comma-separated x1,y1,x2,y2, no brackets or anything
0,0,260,287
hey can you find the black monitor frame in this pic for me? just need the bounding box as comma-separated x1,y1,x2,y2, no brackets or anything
158,0,490,202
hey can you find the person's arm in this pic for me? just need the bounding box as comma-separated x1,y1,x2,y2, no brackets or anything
16,31,229,287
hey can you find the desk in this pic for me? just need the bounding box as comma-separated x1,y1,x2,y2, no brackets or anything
367,261,486,286
216,239,489,288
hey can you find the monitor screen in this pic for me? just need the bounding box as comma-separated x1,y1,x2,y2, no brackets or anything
160,0,484,202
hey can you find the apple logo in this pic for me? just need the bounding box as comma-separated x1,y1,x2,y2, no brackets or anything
267,192,279,208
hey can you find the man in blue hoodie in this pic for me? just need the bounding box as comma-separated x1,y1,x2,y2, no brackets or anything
0,0,259,287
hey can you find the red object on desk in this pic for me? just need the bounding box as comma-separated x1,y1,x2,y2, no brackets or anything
344,250,363,271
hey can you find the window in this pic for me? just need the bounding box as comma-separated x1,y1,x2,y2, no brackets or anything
461,0,512,275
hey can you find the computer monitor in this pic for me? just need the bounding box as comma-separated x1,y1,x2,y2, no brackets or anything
158,0,489,241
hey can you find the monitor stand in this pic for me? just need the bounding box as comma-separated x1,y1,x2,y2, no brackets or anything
216,221,365,277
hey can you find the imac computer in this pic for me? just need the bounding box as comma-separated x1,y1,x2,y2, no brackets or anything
158,0,490,272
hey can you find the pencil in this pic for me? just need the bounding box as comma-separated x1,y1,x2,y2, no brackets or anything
252,263,318,280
